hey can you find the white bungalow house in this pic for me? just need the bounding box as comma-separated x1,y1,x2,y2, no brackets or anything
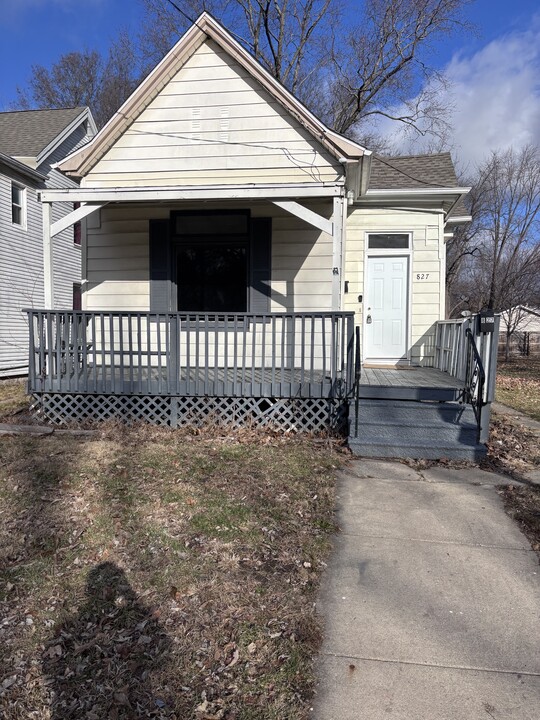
0,107,96,376
27,14,498,459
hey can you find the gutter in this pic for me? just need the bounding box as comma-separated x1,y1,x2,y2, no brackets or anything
0,152,47,182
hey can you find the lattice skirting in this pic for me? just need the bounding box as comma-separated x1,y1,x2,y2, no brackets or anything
32,393,348,433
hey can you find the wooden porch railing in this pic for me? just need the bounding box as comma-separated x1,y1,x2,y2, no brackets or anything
26,311,355,400
433,314,500,442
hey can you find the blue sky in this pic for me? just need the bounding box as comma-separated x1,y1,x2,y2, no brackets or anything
1,0,539,164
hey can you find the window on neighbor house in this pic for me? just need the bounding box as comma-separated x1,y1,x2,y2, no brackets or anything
73,202,81,245
367,233,410,249
73,283,82,311
11,182,26,227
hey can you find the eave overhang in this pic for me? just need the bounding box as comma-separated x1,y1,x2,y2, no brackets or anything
0,152,47,183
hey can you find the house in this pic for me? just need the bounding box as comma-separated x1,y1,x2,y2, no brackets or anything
0,107,96,377
499,306,540,357
26,13,499,459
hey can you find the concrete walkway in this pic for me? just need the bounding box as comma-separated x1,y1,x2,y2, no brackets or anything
313,460,540,720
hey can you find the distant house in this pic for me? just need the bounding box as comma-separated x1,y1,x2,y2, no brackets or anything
500,306,540,357
26,14,499,460
0,107,96,377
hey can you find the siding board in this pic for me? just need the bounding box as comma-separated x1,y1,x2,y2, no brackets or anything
83,39,342,188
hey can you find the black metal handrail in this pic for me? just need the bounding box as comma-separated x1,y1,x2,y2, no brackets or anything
354,326,361,438
464,327,486,439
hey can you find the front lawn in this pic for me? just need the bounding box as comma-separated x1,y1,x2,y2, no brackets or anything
0,425,344,719
496,357,540,421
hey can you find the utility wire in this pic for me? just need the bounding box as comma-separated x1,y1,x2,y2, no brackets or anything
164,0,257,54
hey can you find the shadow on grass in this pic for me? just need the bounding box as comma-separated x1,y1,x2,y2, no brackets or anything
42,562,174,719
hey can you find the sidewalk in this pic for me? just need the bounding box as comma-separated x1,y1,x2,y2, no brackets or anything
313,460,540,720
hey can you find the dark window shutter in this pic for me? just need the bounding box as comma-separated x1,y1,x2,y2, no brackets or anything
249,217,271,313
149,219,171,312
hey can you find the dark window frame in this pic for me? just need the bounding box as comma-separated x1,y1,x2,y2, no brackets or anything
72,282,82,311
73,202,81,246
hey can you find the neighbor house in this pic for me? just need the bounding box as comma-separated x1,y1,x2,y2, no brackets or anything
499,306,540,357
26,14,499,459
0,107,96,376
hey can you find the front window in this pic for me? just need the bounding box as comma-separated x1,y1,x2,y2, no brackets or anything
177,243,248,312
173,211,249,313
11,183,26,227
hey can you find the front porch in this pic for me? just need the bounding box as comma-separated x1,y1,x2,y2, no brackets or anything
26,310,356,431
26,310,499,458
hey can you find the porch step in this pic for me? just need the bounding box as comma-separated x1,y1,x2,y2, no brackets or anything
348,399,486,462
358,385,462,402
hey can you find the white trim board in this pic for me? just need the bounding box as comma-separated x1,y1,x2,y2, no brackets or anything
40,183,345,203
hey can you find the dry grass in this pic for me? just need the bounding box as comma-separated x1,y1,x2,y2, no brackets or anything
0,379,28,420
499,484,540,557
484,410,540,560
483,413,540,480
496,358,540,421
0,424,345,719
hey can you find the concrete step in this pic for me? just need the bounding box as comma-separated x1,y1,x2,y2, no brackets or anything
358,385,462,402
347,398,483,461
353,422,477,445
350,400,476,428
348,439,487,461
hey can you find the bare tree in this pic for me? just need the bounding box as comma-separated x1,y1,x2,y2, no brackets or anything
139,0,338,105
448,146,540,336
472,146,540,309
328,0,470,136
15,51,103,114
14,34,143,129
140,0,471,140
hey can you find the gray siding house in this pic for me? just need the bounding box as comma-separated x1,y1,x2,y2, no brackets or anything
0,107,96,376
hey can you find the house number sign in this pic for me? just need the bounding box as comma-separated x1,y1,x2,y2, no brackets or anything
416,273,430,280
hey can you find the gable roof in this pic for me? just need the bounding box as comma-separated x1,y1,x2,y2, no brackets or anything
58,12,368,178
0,107,90,159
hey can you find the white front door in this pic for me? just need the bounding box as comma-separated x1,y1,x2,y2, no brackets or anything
365,255,408,362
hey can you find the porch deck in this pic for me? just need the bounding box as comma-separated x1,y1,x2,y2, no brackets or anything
33,365,339,399
359,366,464,401
26,310,355,400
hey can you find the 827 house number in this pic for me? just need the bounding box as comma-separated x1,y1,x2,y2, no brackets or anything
416,273,430,280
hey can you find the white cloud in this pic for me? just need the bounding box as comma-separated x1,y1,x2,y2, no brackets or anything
376,19,540,167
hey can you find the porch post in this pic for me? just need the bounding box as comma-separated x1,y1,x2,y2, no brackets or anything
43,201,54,308
332,195,346,311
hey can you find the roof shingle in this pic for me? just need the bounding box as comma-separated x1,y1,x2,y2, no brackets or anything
369,152,459,190
0,107,86,157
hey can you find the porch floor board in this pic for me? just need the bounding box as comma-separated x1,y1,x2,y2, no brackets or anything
38,365,342,399
358,367,463,401
360,367,461,389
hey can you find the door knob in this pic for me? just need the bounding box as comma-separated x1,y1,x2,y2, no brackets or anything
367,314,372,324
